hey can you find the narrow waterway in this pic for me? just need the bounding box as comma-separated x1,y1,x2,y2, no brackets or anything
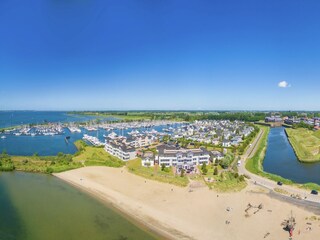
263,127,320,185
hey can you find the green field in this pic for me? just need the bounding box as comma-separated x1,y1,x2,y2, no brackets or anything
126,158,189,187
285,128,320,162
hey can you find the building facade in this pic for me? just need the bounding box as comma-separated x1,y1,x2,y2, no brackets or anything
156,145,210,170
104,140,136,161
141,152,155,167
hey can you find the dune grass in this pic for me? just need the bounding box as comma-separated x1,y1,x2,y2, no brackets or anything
126,158,189,187
285,128,320,162
73,145,125,167
9,140,124,173
208,172,247,192
12,155,82,173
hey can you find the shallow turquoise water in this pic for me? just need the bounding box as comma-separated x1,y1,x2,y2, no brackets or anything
0,171,158,240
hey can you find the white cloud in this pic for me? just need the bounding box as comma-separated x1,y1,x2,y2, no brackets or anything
278,81,291,88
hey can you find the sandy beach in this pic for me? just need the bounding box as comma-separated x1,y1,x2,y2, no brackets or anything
55,166,320,240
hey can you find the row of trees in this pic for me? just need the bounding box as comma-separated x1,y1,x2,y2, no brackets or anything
292,121,314,130
73,111,270,122
237,126,259,155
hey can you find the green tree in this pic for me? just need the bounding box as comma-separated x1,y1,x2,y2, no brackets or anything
214,159,219,166
239,175,245,182
201,162,208,175
161,163,166,171
213,167,218,175
180,168,185,177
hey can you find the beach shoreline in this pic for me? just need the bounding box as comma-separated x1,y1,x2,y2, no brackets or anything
54,167,189,240
55,166,320,240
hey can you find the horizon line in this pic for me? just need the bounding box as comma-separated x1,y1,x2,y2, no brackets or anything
0,109,320,112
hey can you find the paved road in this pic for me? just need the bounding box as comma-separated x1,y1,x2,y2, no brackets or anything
238,128,320,205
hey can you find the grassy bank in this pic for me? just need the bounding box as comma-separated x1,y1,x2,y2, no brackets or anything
285,128,320,163
7,140,125,174
12,155,82,173
0,125,21,132
246,126,320,191
245,126,295,185
126,158,189,187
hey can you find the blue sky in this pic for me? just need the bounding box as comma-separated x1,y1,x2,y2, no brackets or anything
0,0,320,111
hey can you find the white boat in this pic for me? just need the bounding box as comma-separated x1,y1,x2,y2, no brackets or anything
86,127,98,131
69,127,82,133
1,136,6,139
108,132,117,139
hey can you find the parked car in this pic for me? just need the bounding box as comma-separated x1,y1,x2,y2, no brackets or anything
277,181,283,186
311,190,318,195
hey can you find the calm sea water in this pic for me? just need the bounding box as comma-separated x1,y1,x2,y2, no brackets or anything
263,127,320,184
0,171,158,240
0,111,104,129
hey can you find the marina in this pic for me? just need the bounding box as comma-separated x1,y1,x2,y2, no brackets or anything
0,113,182,156
82,134,104,146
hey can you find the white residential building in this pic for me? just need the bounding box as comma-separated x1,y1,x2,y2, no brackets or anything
156,145,210,169
141,152,155,167
222,140,231,147
105,141,136,161
126,135,156,148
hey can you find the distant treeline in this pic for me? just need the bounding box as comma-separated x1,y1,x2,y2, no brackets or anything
70,111,320,122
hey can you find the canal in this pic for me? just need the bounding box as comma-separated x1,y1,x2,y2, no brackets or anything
263,127,320,185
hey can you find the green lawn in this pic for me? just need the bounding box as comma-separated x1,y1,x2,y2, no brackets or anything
285,128,320,162
126,158,189,187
